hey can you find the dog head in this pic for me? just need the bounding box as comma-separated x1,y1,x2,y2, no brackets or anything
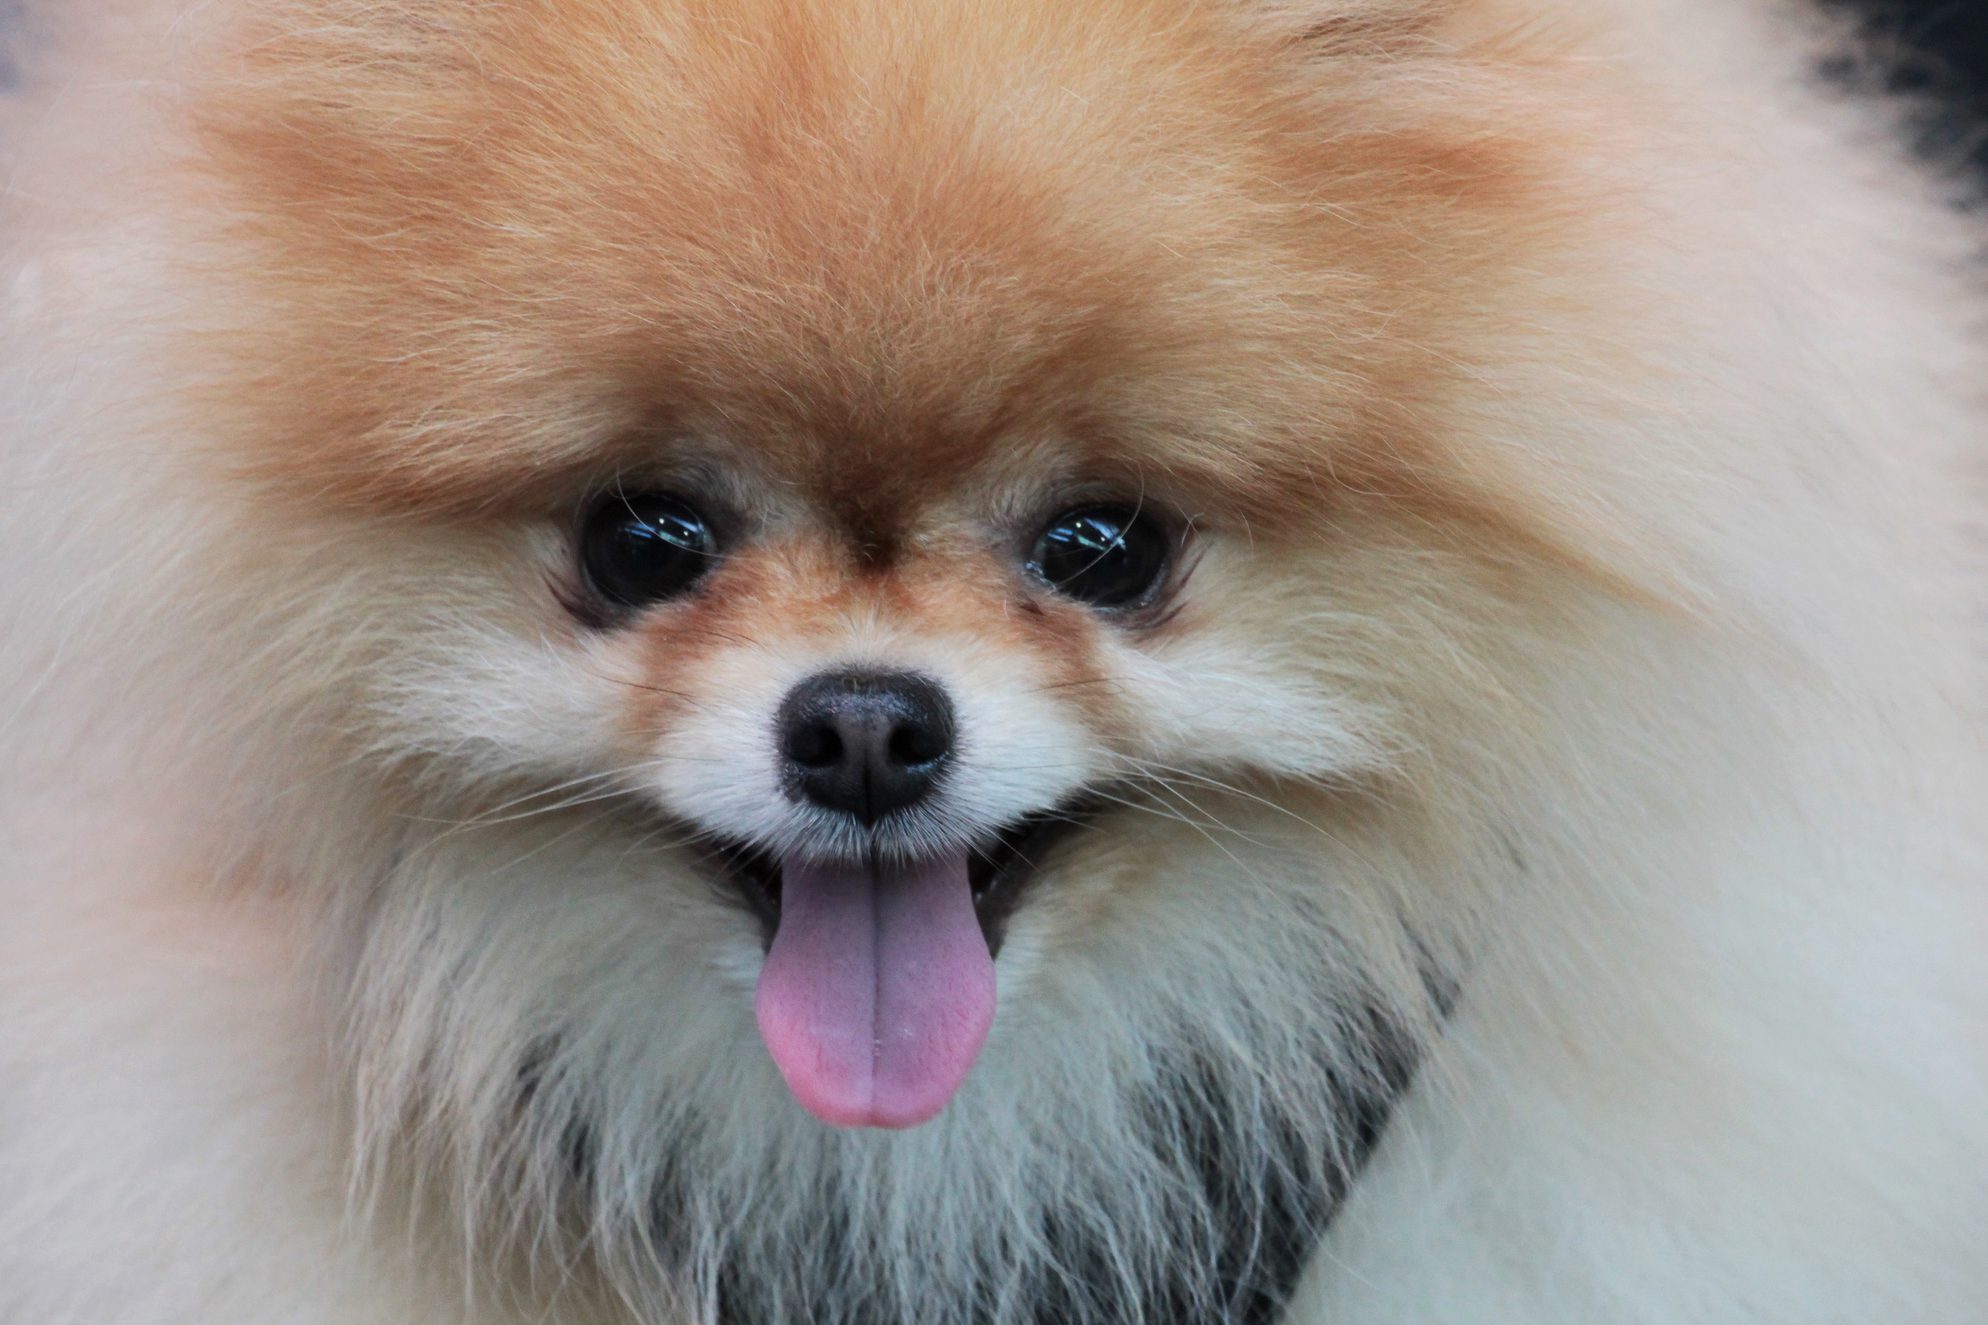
138,0,1631,1315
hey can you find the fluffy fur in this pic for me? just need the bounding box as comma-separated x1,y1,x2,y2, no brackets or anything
2,0,1985,1321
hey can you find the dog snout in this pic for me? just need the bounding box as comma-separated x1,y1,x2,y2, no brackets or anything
776,670,955,824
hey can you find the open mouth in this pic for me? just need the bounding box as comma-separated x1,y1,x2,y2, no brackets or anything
712,801,1099,1131
714,801,1096,957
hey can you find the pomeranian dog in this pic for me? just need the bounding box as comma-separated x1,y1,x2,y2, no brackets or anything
2,0,1985,1321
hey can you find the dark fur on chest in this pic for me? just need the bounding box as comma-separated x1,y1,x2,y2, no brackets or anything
530,1004,1419,1325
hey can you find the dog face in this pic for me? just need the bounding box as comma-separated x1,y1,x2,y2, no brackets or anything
157,0,1606,1314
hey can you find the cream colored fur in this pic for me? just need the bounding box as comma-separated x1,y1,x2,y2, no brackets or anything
2,1,1985,1322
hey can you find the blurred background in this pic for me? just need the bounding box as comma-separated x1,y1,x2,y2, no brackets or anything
1829,0,1988,173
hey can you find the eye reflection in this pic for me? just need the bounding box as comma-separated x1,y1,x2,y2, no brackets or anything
1028,504,1169,610
578,491,719,615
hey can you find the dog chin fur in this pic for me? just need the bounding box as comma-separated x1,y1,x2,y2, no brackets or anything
3,0,1986,1321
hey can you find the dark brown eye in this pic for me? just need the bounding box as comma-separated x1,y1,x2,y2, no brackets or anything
1028,504,1169,610
579,492,718,614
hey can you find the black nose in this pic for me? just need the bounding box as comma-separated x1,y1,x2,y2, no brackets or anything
777,670,956,825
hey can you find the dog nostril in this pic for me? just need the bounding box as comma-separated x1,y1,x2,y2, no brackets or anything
887,721,946,768
785,721,843,770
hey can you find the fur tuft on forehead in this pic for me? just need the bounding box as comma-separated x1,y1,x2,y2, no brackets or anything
182,0,1585,531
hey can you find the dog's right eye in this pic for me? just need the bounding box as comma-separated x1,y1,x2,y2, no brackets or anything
579,492,719,614
1028,504,1170,611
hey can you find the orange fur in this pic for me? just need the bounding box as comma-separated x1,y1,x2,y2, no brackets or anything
187,0,1586,544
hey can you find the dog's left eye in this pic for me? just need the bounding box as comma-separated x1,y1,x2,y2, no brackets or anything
579,491,718,613
1028,504,1170,610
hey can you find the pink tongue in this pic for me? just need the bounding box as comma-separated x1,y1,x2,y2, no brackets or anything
754,851,995,1129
